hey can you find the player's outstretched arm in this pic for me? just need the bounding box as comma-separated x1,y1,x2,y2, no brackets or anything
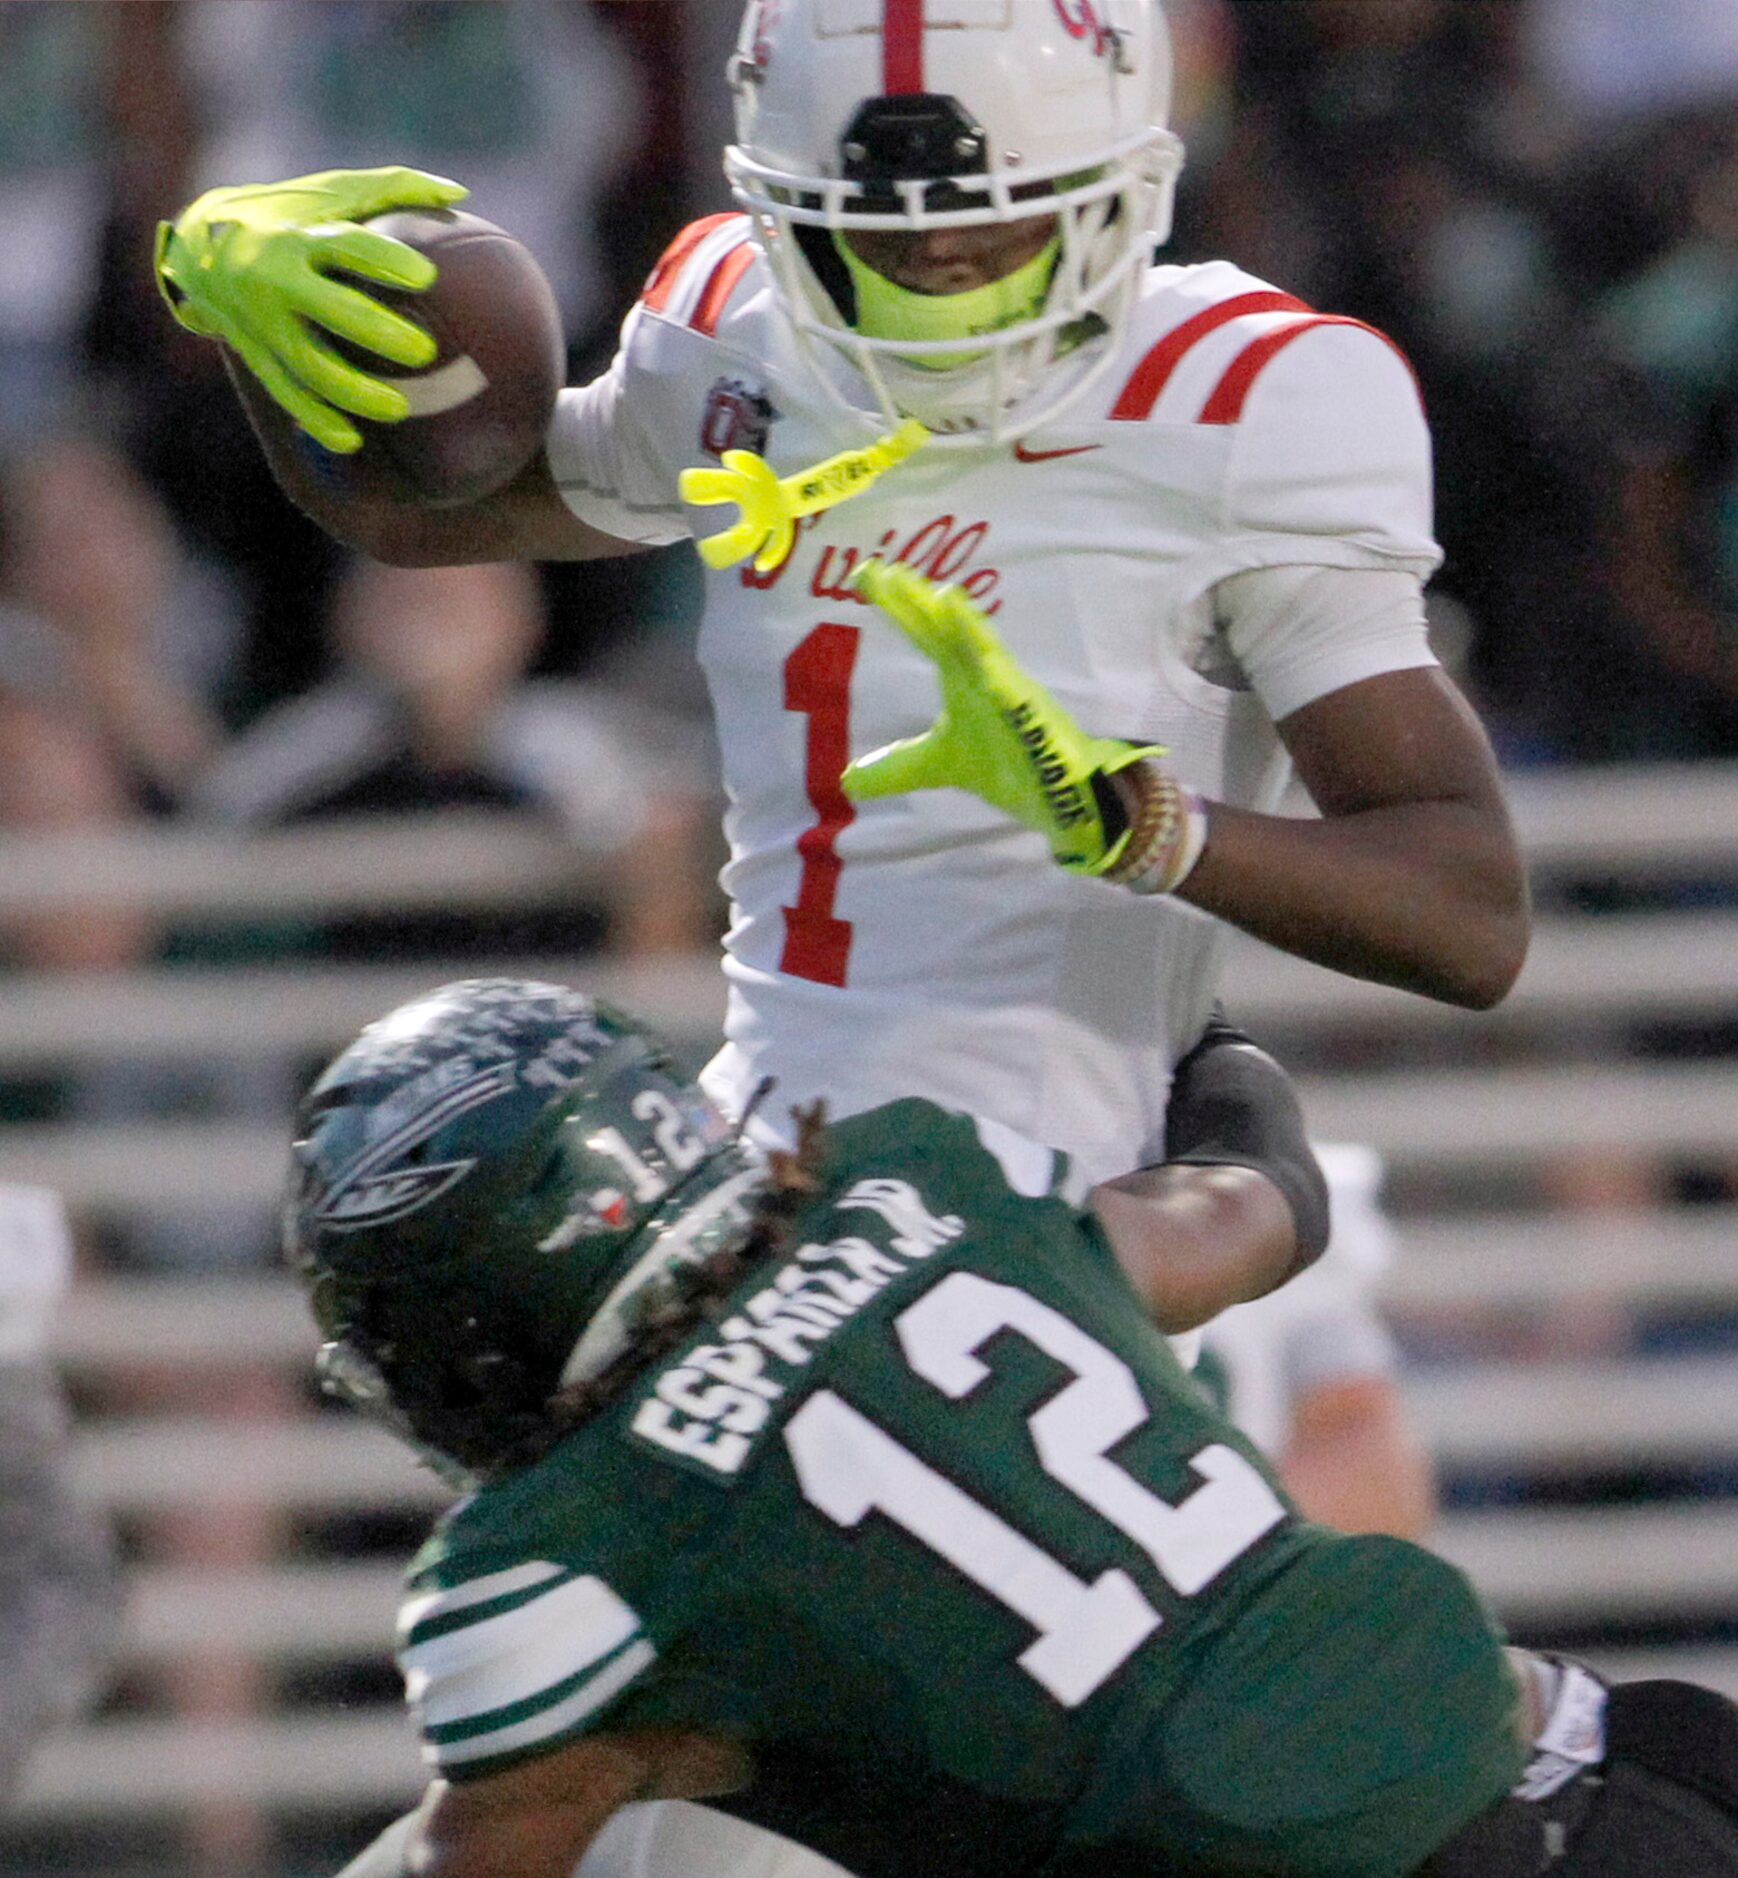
160,168,640,567
222,354,635,567
1091,1013,1330,1334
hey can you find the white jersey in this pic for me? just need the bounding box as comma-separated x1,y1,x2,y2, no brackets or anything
548,219,1440,1182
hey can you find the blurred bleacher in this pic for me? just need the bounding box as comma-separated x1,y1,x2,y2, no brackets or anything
2,763,1736,1858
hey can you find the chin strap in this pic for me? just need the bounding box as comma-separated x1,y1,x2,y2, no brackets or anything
680,418,929,572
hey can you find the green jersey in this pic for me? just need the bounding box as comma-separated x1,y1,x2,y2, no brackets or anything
398,1101,1521,1877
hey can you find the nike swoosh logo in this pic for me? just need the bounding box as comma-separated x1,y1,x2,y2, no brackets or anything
1012,441,1104,463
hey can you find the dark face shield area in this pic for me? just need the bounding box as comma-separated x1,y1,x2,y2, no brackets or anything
315,1336,480,1493
839,92,989,195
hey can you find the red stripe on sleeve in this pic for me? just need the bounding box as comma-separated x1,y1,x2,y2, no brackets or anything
1109,291,1310,422
883,0,926,94
640,214,740,314
690,242,756,337
1198,315,1414,424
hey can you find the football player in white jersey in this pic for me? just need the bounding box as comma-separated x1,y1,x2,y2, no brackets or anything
156,0,1527,1197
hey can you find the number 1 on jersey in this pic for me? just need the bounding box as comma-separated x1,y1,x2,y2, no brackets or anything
781,623,860,988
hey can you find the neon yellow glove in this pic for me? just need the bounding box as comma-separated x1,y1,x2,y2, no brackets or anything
841,564,1171,874
679,420,928,573
154,166,470,453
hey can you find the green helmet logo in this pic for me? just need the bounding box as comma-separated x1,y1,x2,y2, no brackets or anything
285,980,762,1486
305,1059,515,1229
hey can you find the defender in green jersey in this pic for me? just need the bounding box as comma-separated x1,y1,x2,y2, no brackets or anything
289,982,1738,1878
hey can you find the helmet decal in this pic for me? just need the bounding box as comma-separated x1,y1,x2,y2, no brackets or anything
305,1061,515,1230
310,1157,479,1231
1050,0,1115,60
752,0,784,68
538,1184,632,1254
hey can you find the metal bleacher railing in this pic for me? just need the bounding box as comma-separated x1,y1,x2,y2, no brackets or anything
3,764,1737,1828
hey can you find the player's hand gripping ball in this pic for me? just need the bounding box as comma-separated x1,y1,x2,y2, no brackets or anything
324,207,565,507
156,166,469,449
156,168,564,504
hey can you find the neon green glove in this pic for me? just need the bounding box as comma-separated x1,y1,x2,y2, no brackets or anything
842,564,1165,874
154,166,470,453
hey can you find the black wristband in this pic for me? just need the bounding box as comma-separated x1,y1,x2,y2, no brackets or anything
1161,1009,1330,1273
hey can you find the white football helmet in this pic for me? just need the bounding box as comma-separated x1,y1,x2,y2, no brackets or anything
725,0,1185,444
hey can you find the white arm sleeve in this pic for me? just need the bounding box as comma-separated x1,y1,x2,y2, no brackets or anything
545,366,689,548
1214,562,1439,723
1275,1140,1401,1409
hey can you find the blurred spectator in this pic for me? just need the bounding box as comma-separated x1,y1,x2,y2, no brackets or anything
0,1185,120,1802
189,556,718,962
0,1,242,1009
0,435,236,1004
1591,134,1738,758
1176,4,1583,762
1198,1144,1437,1541
1523,0,1738,132
1187,1,1540,335
1164,0,1738,771
0,439,231,810
0,3,231,860
72,2,686,727
0,3,115,455
176,0,639,349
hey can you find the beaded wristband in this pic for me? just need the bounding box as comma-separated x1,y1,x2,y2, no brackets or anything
1102,758,1208,896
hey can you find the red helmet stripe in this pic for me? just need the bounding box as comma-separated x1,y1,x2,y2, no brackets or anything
1110,291,1310,422
884,0,926,94
1198,316,1416,424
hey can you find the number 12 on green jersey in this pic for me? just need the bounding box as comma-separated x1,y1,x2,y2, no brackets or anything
786,1272,1287,1708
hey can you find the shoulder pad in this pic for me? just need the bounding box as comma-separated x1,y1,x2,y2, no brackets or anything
638,214,759,338
1109,263,1417,430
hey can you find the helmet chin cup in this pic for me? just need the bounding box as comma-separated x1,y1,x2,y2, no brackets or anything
726,0,1185,443
315,1338,482,1493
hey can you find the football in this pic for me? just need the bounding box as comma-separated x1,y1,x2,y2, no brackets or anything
334,207,565,507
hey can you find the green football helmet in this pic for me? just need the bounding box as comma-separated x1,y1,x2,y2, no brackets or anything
284,979,764,1487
